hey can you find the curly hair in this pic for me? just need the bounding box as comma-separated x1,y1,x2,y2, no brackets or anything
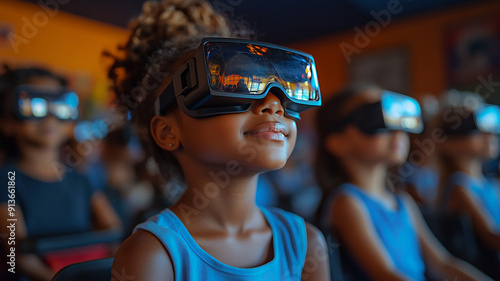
106,0,253,187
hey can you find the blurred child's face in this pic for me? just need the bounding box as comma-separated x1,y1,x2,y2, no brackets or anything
13,77,73,149
171,90,297,172
343,127,409,165
326,89,410,166
442,133,499,160
16,115,72,149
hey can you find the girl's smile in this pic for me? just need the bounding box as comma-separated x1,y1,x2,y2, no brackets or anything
244,121,289,142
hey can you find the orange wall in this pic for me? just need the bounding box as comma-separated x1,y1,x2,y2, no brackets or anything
0,0,129,106
291,1,500,100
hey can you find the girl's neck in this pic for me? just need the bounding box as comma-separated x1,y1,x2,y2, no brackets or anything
344,159,388,195
17,144,62,181
171,164,261,234
453,156,483,179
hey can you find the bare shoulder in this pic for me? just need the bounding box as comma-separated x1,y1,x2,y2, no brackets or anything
112,230,174,281
449,184,470,203
305,222,327,248
302,222,330,281
331,193,367,226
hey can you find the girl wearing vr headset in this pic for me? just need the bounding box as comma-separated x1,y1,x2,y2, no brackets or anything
0,66,121,281
108,0,329,280
316,85,491,281
436,91,500,280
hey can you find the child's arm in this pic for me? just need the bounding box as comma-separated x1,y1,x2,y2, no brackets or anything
0,204,55,281
112,229,174,281
405,182,424,205
403,193,493,281
91,192,122,231
301,223,330,281
448,185,500,250
330,194,413,281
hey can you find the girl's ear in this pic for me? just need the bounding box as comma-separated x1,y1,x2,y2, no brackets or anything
324,133,350,158
150,115,180,151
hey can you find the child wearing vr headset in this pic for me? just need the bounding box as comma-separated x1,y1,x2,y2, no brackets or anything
108,0,329,280
436,91,500,280
315,84,491,281
0,66,121,281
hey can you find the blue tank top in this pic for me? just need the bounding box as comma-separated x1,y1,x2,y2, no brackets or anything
135,207,307,281
323,183,425,281
444,172,500,233
405,165,439,204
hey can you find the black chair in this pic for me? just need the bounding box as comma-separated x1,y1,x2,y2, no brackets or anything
21,230,122,255
322,228,372,281
51,257,114,281
473,237,500,280
21,230,121,280
421,208,478,263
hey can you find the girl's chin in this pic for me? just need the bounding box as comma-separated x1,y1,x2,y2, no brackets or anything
246,160,288,172
387,156,407,166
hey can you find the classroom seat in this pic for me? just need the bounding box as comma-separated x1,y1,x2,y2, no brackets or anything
51,257,114,281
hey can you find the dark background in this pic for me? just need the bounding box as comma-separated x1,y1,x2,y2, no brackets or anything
21,0,494,44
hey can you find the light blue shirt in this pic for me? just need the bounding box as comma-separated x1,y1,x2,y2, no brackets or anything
405,165,439,204
135,207,307,280
445,172,500,233
323,183,426,281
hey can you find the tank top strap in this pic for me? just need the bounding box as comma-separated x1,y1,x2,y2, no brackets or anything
133,210,193,280
260,206,307,268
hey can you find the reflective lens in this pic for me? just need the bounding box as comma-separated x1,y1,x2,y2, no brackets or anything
381,91,423,134
205,42,320,102
31,98,48,117
54,92,79,120
19,98,33,117
476,104,500,134
16,86,79,121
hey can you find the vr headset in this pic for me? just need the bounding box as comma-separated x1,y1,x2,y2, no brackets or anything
328,90,424,135
15,85,79,121
443,104,500,136
155,37,321,120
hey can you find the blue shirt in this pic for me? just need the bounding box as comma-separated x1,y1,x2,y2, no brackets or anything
0,163,96,237
323,183,426,281
135,207,307,281
444,172,500,233
405,165,439,204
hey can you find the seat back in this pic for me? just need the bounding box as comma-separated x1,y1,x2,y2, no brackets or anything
421,209,478,263
21,230,122,272
51,257,114,281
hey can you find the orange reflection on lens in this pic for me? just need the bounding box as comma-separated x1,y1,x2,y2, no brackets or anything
247,44,268,56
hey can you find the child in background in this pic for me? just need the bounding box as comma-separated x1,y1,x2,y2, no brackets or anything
87,125,142,234
400,95,440,207
0,66,121,281
108,0,330,280
436,91,500,280
316,84,491,281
